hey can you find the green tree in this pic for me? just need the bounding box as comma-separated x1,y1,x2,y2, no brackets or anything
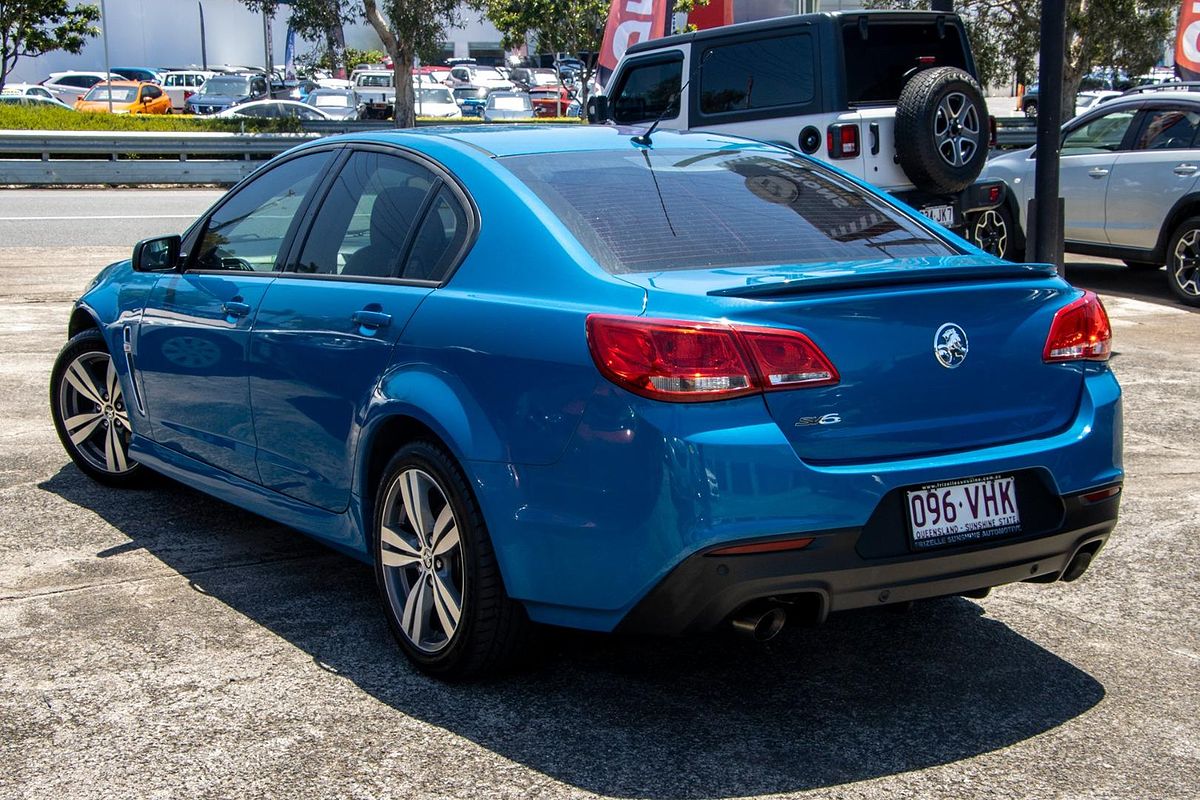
362,0,461,127
237,0,357,77
0,0,100,92
867,0,1175,119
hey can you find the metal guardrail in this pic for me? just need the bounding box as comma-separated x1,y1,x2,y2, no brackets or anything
0,116,1038,186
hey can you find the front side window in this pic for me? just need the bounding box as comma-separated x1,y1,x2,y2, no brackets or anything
1134,108,1200,150
502,148,956,274
193,151,333,272
612,58,682,124
1062,110,1137,155
698,34,814,115
294,150,441,279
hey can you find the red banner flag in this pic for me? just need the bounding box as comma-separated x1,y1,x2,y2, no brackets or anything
1177,1,1200,80
598,0,670,81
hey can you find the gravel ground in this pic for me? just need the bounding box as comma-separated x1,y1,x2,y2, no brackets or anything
0,190,1197,800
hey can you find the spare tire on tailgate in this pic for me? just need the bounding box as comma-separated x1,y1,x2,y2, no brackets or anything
895,67,988,194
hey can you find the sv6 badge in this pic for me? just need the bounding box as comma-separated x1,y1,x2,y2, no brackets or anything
795,413,842,427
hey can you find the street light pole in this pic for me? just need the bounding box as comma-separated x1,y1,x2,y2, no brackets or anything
99,0,112,113
1031,0,1067,272
199,2,208,71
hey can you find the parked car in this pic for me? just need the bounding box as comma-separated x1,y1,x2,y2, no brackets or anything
447,64,513,91
1074,90,1121,116
111,67,162,84
414,86,462,118
984,84,1200,306
304,88,365,120
1,82,56,101
161,70,213,111
529,85,573,117
51,126,1122,678
0,94,74,110
354,70,396,118
482,91,533,122
452,85,490,117
508,67,561,92
216,99,333,120
592,11,1007,253
40,71,118,104
185,72,270,115
74,81,172,114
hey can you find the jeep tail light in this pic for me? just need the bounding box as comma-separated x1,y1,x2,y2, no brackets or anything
827,123,860,159
1043,291,1112,362
586,315,839,402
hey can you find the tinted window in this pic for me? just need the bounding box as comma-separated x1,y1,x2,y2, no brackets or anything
698,34,814,115
143,85,162,99
164,74,180,87
502,149,955,273
294,151,438,279
612,59,681,124
406,187,469,281
1063,110,1137,155
194,151,333,272
842,22,970,105
1134,108,1200,150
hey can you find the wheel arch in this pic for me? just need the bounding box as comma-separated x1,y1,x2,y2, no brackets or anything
68,304,101,339
1155,192,1200,260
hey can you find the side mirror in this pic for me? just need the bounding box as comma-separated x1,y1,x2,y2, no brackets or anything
586,95,608,124
132,234,181,272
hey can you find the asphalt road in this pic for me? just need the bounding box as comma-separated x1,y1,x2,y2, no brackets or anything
1,190,1197,800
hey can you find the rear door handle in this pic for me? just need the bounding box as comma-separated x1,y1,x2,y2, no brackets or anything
222,301,252,318
1087,167,1110,178
352,309,392,329
1174,163,1198,176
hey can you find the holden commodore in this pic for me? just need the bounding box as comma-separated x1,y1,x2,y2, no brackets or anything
50,126,1123,678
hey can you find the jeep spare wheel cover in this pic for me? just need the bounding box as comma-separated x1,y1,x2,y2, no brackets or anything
895,66,989,195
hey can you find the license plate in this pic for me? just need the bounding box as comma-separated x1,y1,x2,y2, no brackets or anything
906,474,1021,550
920,204,955,226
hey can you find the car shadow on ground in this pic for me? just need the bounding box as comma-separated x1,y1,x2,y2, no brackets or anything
40,465,1105,799
1066,259,1199,312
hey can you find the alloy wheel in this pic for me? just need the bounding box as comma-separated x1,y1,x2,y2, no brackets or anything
57,351,135,475
1172,228,1200,298
971,209,1008,258
934,91,980,168
379,468,464,653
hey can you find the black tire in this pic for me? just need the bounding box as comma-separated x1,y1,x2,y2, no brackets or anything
1024,100,1038,119
1165,216,1200,306
1122,259,1162,272
896,67,990,194
373,440,533,678
968,203,1023,261
49,329,147,487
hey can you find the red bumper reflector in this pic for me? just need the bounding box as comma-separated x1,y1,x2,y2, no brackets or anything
1081,486,1121,503
708,537,815,556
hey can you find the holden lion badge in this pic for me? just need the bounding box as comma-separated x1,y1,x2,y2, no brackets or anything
934,323,969,369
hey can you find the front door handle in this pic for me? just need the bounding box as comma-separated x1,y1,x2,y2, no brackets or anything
222,300,252,318
1087,167,1110,178
352,309,392,330
1175,163,1199,176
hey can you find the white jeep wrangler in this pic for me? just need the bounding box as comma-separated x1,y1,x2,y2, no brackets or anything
588,11,1008,254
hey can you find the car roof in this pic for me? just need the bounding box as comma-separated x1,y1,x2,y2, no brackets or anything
336,124,781,158
91,80,145,88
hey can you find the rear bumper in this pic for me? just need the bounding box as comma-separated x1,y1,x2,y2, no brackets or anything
893,180,1007,233
617,487,1119,635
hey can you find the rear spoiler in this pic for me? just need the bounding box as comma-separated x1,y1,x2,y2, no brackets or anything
708,263,1059,298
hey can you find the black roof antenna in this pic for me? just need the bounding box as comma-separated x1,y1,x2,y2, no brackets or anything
632,50,711,147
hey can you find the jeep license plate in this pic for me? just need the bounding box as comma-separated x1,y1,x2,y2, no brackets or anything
920,204,955,227
906,475,1021,550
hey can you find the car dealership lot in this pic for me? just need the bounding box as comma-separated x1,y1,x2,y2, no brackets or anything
1,190,1197,799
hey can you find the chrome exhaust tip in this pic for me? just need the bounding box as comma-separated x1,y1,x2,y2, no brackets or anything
731,605,787,641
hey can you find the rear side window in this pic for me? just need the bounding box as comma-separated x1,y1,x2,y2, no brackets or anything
502,149,956,274
1133,108,1200,150
842,22,970,105
612,58,682,124
698,34,814,115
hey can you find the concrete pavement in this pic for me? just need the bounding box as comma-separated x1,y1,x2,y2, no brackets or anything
0,189,1197,800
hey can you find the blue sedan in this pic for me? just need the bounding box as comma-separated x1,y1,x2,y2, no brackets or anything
50,126,1123,677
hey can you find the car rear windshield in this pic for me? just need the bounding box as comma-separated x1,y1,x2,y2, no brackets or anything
501,148,957,273
842,21,971,105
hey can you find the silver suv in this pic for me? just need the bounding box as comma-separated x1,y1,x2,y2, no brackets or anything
984,85,1200,306
588,11,1005,247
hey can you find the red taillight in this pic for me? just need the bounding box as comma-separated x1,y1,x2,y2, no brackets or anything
1043,291,1112,363
586,315,839,402
708,536,815,556
826,123,860,159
